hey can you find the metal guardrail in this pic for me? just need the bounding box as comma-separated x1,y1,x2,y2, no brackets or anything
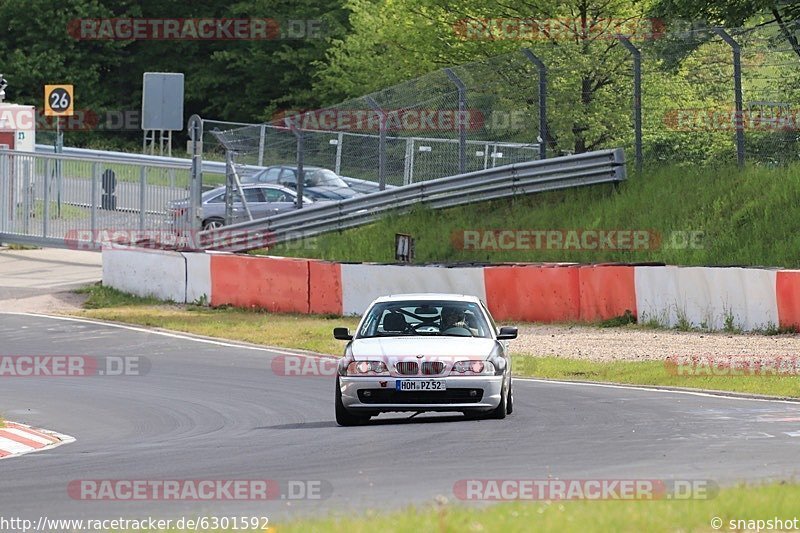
201,148,626,252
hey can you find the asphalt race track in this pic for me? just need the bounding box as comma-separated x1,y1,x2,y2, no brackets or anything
2,313,800,524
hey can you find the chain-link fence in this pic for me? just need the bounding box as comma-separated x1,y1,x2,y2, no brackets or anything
194,20,800,197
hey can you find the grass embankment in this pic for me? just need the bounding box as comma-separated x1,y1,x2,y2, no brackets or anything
264,482,800,532
264,163,800,266
72,285,800,398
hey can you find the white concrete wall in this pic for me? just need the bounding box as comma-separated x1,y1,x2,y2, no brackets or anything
635,266,778,330
102,247,186,302
183,252,211,304
340,264,486,315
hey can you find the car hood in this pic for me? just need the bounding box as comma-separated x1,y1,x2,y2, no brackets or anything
350,336,497,360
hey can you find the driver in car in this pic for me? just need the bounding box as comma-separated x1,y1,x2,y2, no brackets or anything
440,306,478,335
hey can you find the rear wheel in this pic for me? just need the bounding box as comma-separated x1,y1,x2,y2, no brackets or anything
335,377,370,426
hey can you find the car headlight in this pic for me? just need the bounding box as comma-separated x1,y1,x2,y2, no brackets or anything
451,360,495,375
345,360,390,376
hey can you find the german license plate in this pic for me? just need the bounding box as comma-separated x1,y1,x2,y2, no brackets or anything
396,379,447,391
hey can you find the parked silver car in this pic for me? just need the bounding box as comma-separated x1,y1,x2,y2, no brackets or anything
167,184,313,231
333,293,517,426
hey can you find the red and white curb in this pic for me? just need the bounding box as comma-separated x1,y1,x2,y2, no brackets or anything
0,422,75,459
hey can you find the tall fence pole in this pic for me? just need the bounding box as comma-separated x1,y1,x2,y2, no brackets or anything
188,114,203,231
444,68,467,173
366,96,387,190
522,49,547,160
224,150,235,225
713,28,746,169
617,37,643,174
292,127,305,209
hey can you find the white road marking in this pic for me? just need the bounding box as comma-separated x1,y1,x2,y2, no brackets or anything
514,378,800,405
6,311,799,405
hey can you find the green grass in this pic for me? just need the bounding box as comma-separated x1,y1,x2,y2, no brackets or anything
72,285,359,354
69,285,800,398
257,482,800,532
512,356,800,398
264,162,800,267
33,200,90,220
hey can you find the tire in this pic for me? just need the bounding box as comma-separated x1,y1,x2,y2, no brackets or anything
202,218,225,231
506,380,514,415
489,378,508,420
335,377,370,426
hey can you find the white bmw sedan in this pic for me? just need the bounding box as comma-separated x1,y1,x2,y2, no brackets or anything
333,293,517,426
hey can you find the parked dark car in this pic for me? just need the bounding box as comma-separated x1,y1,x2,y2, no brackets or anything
244,165,361,201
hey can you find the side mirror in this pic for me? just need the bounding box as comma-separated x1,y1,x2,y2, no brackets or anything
333,327,353,340
497,326,518,340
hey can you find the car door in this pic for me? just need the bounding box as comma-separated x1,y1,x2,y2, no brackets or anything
260,186,298,214
232,187,268,222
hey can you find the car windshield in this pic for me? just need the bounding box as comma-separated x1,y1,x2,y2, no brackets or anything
357,300,492,339
303,169,347,187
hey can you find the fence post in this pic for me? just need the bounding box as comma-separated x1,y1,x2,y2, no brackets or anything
334,132,343,174
522,49,548,160
224,151,235,225
403,138,413,185
139,166,146,231
0,152,8,236
713,28,745,169
257,124,266,166
617,36,643,174
444,68,467,174
366,96,387,190
91,162,98,247
188,114,203,231
43,158,50,239
292,127,305,209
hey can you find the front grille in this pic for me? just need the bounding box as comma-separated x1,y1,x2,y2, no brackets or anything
421,361,445,375
358,388,484,404
396,361,419,375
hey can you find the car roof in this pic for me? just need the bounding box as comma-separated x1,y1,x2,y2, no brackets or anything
208,183,294,194
265,165,325,171
372,293,483,304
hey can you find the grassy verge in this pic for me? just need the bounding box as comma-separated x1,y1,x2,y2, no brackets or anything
513,356,800,398
73,285,359,354
264,163,800,267
263,482,799,532
70,285,800,398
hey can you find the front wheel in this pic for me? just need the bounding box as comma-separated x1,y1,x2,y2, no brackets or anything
506,379,513,415
489,379,508,419
335,377,370,426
